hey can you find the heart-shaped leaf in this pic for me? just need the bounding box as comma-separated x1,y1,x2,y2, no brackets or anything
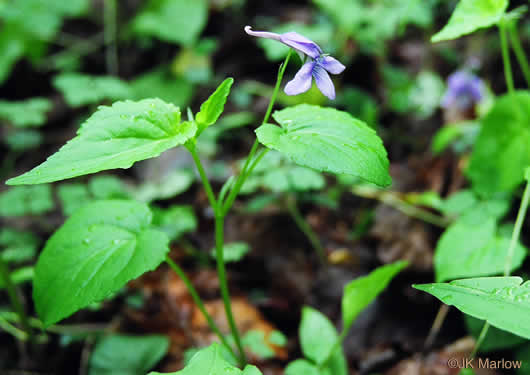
7,99,196,185
255,105,391,187
34,200,169,326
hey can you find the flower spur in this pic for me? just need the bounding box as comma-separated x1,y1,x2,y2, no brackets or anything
245,26,345,100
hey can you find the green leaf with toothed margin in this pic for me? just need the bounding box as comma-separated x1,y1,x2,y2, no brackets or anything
33,200,169,326
414,277,530,339
255,105,391,187
7,99,197,185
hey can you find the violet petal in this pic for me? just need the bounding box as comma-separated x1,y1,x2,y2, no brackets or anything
284,61,315,96
313,64,335,100
280,32,322,59
321,56,345,74
244,26,281,42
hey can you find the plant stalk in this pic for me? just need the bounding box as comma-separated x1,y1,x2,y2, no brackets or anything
165,257,237,360
499,21,515,94
0,256,32,342
103,0,119,75
507,21,530,88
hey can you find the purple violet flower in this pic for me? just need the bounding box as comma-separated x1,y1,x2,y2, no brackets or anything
245,26,345,100
441,71,484,109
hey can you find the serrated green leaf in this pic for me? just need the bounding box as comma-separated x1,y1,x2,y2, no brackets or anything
53,73,132,107
300,306,347,375
468,92,530,196
414,277,530,339
242,366,262,375
525,167,530,181
262,166,325,193
152,205,197,242
0,98,51,127
132,0,208,46
7,99,197,185
0,185,54,216
148,343,251,375
440,189,478,216
256,105,391,187
342,261,407,330
431,0,508,42
33,200,169,326
195,78,234,136
89,334,169,375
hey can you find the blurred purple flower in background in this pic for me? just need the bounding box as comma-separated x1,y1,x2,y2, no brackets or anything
441,71,484,109
245,26,345,100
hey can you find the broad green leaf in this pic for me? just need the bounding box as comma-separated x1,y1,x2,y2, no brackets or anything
285,359,320,375
0,228,39,263
152,205,197,242
342,261,407,330
0,29,25,84
434,201,526,282
242,366,262,375
57,183,91,216
468,92,530,196
132,0,208,46
135,169,194,203
148,343,253,375
89,334,169,375
242,330,275,359
211,242,250,263
256,105,391,187
268,330,287,347
431,0,508,42
4,129,42,151
440,189,478,216
300,306,348,375
130,68,194,107
0,185,54,216
195,78,234,136
262,166,325,193
33,200,169,326
7,99,197,185
53,73,131,107
88,175,129,199
465,315,526,352
0,98,51,127
414,277,530,339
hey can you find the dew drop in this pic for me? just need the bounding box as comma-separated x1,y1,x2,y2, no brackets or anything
83,238,91,245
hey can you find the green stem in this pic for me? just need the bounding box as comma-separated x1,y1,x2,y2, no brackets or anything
222,51,292,214
508,21,530,88
318,329,348,371
499,21,515,94
286,196,327,264
472,177,530,356
504,179,530,276
0,255,32,342
214,214,247,366
0,313,28,341
188,142,217,209
103,0,118,75
470,322,490,358
165,257,237,360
